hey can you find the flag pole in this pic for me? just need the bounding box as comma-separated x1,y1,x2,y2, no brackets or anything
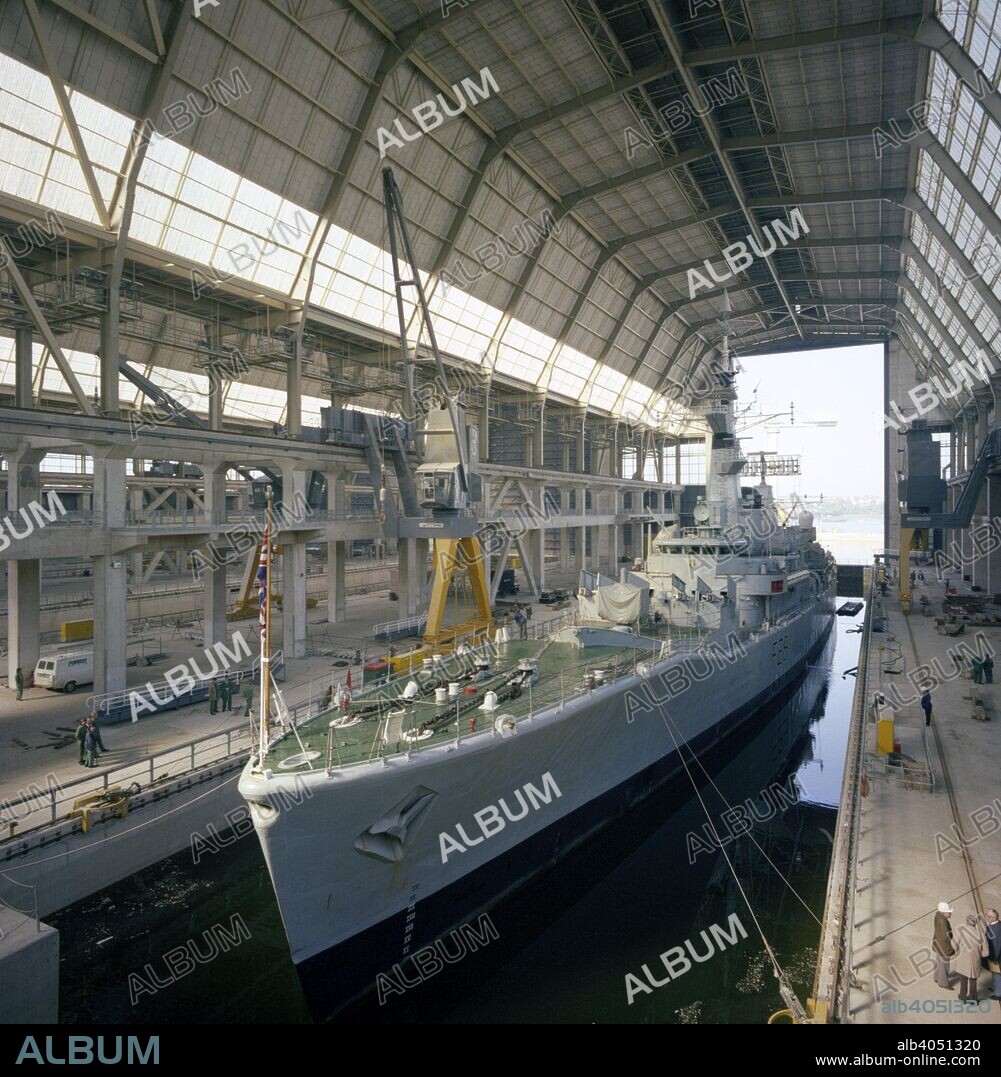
259,490,272,760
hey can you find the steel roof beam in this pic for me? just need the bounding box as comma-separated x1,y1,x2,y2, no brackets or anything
23,0,111,230
915,16,1001,131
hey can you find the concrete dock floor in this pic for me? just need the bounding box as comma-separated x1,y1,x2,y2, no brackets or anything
848,571,1001,1024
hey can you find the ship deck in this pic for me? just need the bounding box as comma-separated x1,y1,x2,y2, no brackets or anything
262,625,711,774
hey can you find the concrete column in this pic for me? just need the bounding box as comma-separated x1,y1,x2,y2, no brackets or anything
989,475,1001,595
398,538,418,618
98,258,120,416
279,467,308,658
92,452,128,696
593,524,606,576
281,539,308,659
575,409,586,474
286,341,302,438
202,461,228,651
991,376,1001,428
208,380,223,431
14,327,32,408
965,404,978,469
559,525,571,575
330,472,347,516
128,489,144,580
525,525,545,595
573,525,585,580
949,421,958,478
325,470,347,623
415,538,430,604
203,326,222,431
327,539,346,622
607,523,620,572
533,392,545,468
975,390,991,450
8,560,40,691
6,446,44,690
479,379,491,461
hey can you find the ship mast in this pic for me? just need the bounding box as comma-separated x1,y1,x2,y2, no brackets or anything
257,490,272,760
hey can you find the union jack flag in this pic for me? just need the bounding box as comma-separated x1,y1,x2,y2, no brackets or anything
257,526,269,639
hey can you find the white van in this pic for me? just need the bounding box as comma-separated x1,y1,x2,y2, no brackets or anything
34,651,94,693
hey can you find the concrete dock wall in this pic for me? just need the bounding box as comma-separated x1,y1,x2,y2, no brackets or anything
0,761,245,920
0,908,58,1022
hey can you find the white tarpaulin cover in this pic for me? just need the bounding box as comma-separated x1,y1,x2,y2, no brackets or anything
579,580,643,624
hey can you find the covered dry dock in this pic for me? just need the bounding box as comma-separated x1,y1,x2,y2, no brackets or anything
0,0,1000,1036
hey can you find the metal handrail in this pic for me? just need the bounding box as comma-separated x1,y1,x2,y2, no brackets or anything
84,649,281,718
0,724,253,840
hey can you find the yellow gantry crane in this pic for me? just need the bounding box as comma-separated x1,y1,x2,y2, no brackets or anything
381,166,493,663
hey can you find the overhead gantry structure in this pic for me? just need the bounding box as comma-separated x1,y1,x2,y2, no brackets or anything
2,0,1001,675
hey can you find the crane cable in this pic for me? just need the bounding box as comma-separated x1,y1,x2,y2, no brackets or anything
657,703,809,1021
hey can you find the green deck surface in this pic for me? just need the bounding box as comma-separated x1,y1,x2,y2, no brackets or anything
261,628,708,774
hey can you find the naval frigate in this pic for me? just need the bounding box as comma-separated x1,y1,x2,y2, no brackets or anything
238,352,836,1020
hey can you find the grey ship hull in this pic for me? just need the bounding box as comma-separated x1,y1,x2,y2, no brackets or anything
241,597,835,1021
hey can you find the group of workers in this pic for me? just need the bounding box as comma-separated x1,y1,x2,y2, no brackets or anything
74,714,107,768
208,676,253,716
